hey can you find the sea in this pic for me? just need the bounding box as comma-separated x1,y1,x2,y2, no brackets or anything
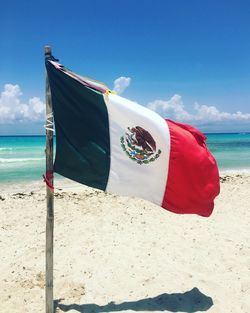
0,133,250,184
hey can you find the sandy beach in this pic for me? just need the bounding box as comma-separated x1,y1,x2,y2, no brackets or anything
0,173,249,313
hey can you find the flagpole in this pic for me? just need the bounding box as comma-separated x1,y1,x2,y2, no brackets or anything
45,46,54,313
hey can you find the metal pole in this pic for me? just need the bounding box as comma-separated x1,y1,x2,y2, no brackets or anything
45,46,54,313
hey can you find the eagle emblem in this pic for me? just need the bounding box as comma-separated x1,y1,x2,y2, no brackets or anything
120,126,161,164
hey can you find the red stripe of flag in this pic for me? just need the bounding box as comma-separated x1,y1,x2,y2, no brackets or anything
162,120,220,217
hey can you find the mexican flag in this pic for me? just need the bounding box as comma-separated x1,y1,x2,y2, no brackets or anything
46,58,220,217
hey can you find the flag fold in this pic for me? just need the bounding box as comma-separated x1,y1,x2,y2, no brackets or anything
46,58,220,217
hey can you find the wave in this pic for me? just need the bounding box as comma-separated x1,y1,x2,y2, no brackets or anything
0,146,42,151
219,168,250,175
0,157,45,163
0,147,14,151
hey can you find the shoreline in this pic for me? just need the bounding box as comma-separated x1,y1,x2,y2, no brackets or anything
0,169,250,193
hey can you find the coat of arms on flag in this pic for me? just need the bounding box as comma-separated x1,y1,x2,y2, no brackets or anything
120,126,162,164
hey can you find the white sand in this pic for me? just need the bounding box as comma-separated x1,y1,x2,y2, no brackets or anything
0,173,250,313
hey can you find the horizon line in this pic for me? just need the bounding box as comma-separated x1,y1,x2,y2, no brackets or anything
0,132,250,137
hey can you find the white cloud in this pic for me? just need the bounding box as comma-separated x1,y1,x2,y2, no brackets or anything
193,102,250,121
147,94,193,121
0,84,45,124
113,77,131,94
147,94,250,123
1,81,249,132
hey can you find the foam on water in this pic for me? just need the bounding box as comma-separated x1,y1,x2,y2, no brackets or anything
0,157,45,163
0,147,13,151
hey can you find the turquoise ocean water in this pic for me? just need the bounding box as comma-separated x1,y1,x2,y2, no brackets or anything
0,133,250,184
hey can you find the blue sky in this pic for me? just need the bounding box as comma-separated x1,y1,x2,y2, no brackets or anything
0,0,250,134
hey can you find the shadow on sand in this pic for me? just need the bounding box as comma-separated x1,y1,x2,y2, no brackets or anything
54,287,213,313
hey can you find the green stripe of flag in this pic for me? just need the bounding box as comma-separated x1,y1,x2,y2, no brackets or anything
46,60,111,190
